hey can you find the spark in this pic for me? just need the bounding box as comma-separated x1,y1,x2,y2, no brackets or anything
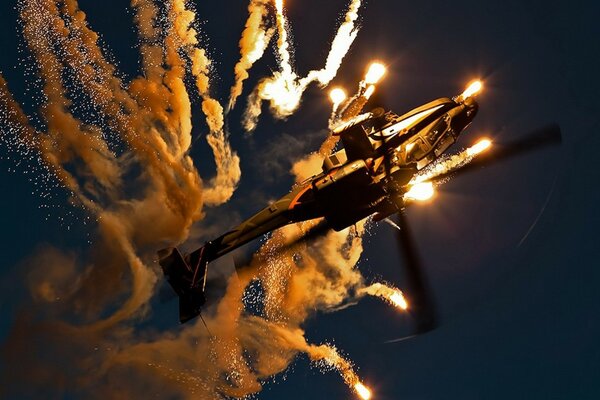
404,182,435,202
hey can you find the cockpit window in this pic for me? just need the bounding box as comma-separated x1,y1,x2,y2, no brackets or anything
377,104,444,138
425,116,449,145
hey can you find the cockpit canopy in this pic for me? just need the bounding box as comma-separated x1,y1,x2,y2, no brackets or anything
337,97,478,170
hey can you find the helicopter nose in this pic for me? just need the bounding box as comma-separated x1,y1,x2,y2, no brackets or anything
448,100,478,134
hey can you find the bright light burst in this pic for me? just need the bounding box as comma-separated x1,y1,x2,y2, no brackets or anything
466,138,492,157
404,182,436,202
389,291,409,310
354,382,373,400
330,87,348,106
364,62,386,85
460,80,483,100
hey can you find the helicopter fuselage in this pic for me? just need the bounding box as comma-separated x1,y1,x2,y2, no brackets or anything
158,93,478,323
203,95,478,261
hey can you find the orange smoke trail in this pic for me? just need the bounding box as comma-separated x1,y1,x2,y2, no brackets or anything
229,0,274,111
169,0,241,206
12,0,211,327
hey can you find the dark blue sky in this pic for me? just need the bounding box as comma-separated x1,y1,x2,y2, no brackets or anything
1,0,599,399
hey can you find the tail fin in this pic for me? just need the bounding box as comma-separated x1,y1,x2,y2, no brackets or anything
158,246,210,323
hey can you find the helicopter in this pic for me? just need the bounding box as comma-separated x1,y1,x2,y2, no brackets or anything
158,79,561,330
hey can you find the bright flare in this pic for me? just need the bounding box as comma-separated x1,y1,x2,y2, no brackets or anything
466,138,492,157
460,80,483,100
330,87,347,106
363,84,376,99
359,283,410,311
404,182,435,202
364,62,386,85
354,382,372,400
389,291,409,310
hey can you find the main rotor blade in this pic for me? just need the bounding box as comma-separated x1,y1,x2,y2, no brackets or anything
431,124,562,184
394,211,438,334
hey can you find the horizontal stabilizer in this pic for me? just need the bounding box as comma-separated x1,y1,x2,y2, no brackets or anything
158,246,209,323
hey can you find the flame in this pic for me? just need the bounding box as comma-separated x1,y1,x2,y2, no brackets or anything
404,182,435,202
364,62,386,85
466,138,492,157
354,382,372,400
460,80,483,100
330,87,348,106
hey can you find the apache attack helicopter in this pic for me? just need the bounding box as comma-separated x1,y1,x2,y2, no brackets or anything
158,78,561,331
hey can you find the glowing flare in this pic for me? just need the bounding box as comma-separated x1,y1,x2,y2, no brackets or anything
354,382,372,400
330,87,347,106
466,138,492,157
404,182,435,202
364,62,386,85
363,85,376,99
359,283,409,312
460,80,483,100
389,291,409,310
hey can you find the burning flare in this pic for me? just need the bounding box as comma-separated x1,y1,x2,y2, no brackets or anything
364,62,386,85
404,182,436,202
329,87,348,128
359,283,409,311
354,382,373,400
458,79,483,101
330,87,348,107
467,137,492,156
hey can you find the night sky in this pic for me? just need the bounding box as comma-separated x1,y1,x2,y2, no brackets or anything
1,0,600,399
